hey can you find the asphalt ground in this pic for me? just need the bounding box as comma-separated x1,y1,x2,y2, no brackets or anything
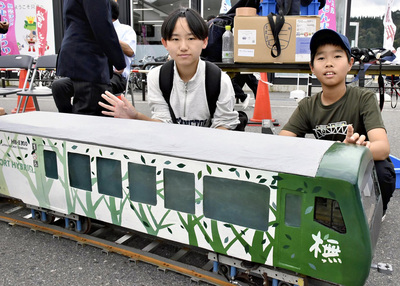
0,88,399,286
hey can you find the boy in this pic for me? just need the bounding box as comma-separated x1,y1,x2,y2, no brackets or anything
279,29,396,217
99,8,239,130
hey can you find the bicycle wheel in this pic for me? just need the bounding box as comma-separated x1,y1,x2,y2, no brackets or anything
391,85,398,108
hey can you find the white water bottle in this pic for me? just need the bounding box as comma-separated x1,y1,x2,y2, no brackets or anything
222,25,234,63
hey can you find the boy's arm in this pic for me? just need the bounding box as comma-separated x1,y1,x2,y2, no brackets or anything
279,130,297,137
344,125,390,160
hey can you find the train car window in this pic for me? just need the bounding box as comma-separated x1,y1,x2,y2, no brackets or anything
128,163,157,205
314,197,346,233
68,152,92,191
97,157,122,198
43,150,58,179
203,176,270,231
285,193,301,227
164,169,195,214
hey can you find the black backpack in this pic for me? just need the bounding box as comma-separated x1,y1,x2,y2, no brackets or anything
158,60,248,131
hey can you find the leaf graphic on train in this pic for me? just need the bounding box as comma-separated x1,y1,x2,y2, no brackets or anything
177,163,185,168
141,155,145,163
285,234,292,240
24,154,28,158
151,159,156,164
312,186,322,193
26,137,30,144
157,170,161,175
164,160,171,165
99,149,103,156
142,220,150,227
167,227,172,234
283,245,290,249
328,191,336,199
259,178,267,183
218,167,222,172
262,239,266,244
206,165,212,174
291,253,295,258
42,139,45,145
245,170,250,179
72,145,78,150
304,181,308,188
197,170,202,179
305,206,313,215
244,244,250,253
16,156,22,160
86,148,89,153
224,237,229,244
256,175,262,179
309,263,317,270
296,187,303,192
229,168,236,172
223,223,231,228
124,154,129,160
324,234,329,240
203,221,208,229
91,157,94,162
110,151,114,155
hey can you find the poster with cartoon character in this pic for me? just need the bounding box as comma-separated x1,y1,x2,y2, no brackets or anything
0,0,55,56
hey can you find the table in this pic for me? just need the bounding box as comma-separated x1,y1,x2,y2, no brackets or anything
138,62,400,101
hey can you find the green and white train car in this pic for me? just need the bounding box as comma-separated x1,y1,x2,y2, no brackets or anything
0,112,382,285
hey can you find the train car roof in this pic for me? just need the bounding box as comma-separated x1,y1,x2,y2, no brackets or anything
0,112,334,177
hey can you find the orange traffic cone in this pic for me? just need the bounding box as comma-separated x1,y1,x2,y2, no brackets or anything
250,72,273,123
12,69,36,113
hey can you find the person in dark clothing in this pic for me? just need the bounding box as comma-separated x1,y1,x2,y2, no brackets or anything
56,0,125,116
232,73,258,109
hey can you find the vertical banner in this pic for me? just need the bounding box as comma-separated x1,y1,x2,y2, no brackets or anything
0,0,19,55
319,0,336,31
36,5,47,56
0,0,54,56
383,0,396,51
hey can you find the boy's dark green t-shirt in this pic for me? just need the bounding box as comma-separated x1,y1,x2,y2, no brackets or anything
282,85,385,141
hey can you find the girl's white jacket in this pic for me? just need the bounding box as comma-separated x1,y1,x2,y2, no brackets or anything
147,59,240,129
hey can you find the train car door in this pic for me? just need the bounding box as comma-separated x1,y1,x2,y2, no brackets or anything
275,186,304,271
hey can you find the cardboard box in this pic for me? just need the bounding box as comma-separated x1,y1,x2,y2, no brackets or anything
234,15,320,63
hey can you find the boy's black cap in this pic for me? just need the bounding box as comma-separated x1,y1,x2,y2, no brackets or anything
310,29,351,55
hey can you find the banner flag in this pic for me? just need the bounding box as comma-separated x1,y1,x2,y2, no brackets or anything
383,0,396,51
319,0,336,31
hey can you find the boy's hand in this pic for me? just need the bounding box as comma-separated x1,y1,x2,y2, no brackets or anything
343,125,371,148
99,90,138,119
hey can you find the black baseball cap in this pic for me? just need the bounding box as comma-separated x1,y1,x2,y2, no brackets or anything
310,29,351,55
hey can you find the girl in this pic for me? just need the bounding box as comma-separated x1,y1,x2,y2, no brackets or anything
99,8,239,130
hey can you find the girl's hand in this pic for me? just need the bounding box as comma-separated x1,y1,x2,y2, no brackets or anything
99,90,138,119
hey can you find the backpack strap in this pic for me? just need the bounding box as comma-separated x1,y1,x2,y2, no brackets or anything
159,60,177,123
267,13,285,58
158,60,222,123
204,61,221,118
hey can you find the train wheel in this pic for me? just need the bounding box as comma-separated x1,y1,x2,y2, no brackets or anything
41,212,55,224
67,217,91,234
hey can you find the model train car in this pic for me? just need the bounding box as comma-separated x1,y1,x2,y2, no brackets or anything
0,111,382,286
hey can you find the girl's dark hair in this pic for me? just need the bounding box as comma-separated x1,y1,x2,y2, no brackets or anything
161,8,208,41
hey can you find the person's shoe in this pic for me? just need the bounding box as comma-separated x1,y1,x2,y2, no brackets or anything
241,94,250,110
382,209,387,222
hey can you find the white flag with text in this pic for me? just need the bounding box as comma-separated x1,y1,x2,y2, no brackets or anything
383,0,397,51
